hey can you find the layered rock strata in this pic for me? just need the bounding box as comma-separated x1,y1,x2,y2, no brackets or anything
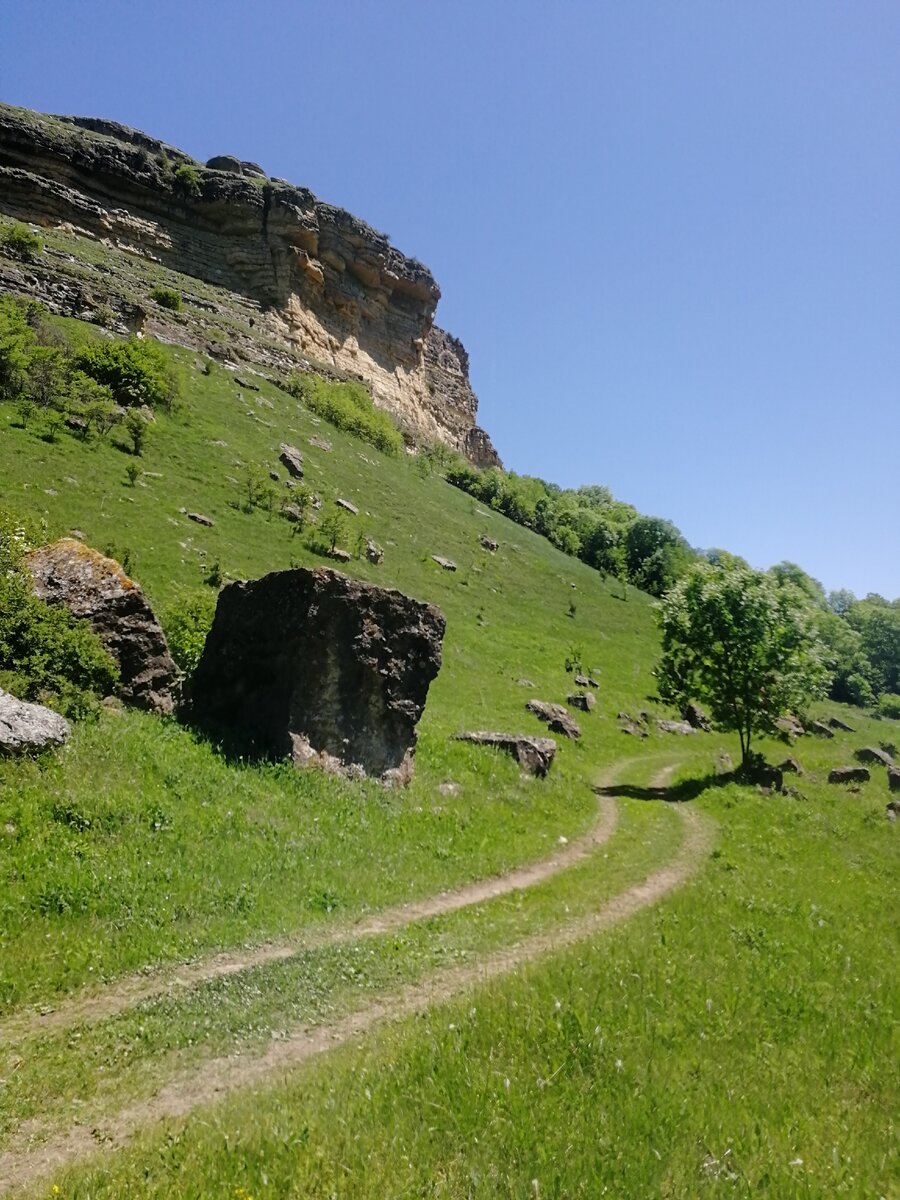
0,103,500,465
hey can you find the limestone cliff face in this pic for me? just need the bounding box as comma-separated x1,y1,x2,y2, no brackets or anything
0,104,500,466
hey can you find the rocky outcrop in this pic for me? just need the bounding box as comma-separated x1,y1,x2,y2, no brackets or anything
0,103,500,465
188,566,444,784
455,731,557,777
0,688,70,755
26,539,178,714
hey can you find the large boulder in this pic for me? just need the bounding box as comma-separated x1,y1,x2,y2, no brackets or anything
455,732,557,777
683,702,712,731
0,688,70,755
889,767,900,793
26,539,177,714
188,567,444,785
828,766,870,785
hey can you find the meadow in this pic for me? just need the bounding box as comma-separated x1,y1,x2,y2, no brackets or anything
0,297,896,1197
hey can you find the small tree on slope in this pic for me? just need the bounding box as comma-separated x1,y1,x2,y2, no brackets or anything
656,560,827,768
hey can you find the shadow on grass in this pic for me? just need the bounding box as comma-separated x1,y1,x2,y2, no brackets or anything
598,770,738,804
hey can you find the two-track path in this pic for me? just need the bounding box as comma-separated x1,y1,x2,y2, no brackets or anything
0,757,714,1195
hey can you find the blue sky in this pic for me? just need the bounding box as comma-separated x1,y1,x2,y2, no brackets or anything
2,1,897,597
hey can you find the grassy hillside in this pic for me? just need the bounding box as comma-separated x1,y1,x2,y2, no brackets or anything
0,314,897,1197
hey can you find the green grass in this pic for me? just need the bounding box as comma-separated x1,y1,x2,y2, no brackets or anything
0,311,896,1198
35,730,897,1199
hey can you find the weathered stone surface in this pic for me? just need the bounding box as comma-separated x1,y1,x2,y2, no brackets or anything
279,443,304,478
432,556,457,572
280,504,304,523
335,498,359,515
27,539,177,714
0,103,501,466
479,535,499,552
828,766,870,785
827,716,855,732
456,731,557,777
0,688,70,755
308,435,332,452
777,714,805,738
618,711,649,738
365,539,384,565
808,721,834,738
657,719,695,735
778,757,804,775
568,692,596,712
683,702,712,731
526,700,581,739
187,512,214,527
855,746,894,768
328,548,352,563
889,767,900,793
574,673,600,689
189,567,444,784
886,799,900,820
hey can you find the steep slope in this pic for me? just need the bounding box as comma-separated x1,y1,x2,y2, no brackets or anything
0,102,500,465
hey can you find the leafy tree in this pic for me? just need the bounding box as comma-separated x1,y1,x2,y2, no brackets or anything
0,294,36,399
124,410,149,456
0,221,42,262
163,591,216,674
846,598,900,696
625,516,691,597
656,560,827,767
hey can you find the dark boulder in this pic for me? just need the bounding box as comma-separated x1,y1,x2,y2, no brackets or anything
188,567,444,785
0,688,70,755
683,702,712,731
568,692,596,712
278,443,304,478
827,716,855,732
455,732,557,777
828,766,870,785
808,721,834,738
887,767,900,793
855,746,894,768
778,757,804,775
27,539,177,714
526,700,581,739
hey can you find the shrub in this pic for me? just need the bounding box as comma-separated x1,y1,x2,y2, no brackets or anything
173,162,202,199
878,693,900,720
163,591,216,674
124,410,149,456
287,373,403,456
0,294,36,399
149,286,183,312
73,336,179,411
0,221,42,262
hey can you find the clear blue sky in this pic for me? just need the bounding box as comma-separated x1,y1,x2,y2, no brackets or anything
2,1,897,598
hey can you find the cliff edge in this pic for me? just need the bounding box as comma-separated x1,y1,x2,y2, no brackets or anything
0,103,500,466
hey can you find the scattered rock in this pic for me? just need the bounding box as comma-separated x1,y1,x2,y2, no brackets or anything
329,548,352,563
234,375,260,392
0,688,70,756
269,470,280,482
438,781,461,797
70,529,86,541
886,799,900,820
432,556,457,572
335,498,359,515
517,678,536,688
574,673,600,689
889,767,900,793
455,731,557,777
827,766,870,785
27,539,178,714
280,504,304,523
526,700,581,740
778,757,804,775
827,716,855,732
618,711,649,738
188,567,444,784
479,535,499,552
278,443,304,478
777,715,805,739
807,721,834,738
187,512,214,527
568,692,596,712
855,746,894,768
308,435,332,452
365,539,384,565
657,719,695,735
683,702,712,731
748,761,784,792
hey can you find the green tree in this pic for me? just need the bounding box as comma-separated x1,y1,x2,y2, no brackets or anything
656,560,827,767
73,337,179,411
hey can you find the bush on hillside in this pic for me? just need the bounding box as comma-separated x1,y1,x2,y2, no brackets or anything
173,162,202,199
0,221,42,262
163,591,216,675
73,336,179,411
149,286,183,312
0,509,118,718
288,373,403,456
878,692,900,720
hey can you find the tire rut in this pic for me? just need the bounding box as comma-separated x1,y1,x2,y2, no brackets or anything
0,760,713,1196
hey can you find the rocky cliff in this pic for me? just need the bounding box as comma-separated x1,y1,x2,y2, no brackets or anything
0,103,500,466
